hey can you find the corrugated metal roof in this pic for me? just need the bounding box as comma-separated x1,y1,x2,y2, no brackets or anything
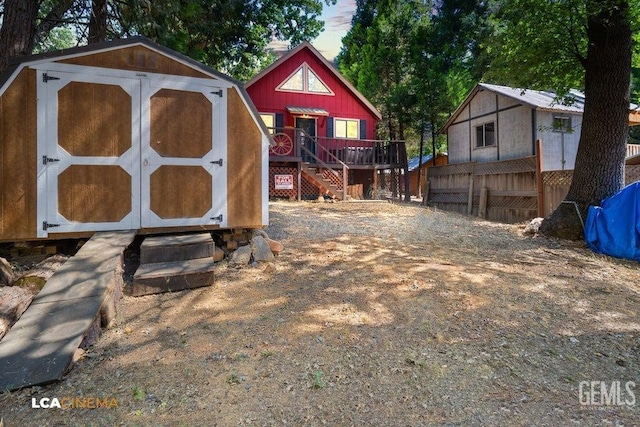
407,155,434,172
286,106,329,116
479,83,585,113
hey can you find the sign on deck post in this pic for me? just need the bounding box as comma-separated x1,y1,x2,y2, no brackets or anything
274,174,294,190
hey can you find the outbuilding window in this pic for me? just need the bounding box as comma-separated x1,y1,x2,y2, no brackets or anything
552,115,572,133
475,122,495,147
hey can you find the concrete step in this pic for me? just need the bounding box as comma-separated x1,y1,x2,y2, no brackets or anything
140,233,214,264
130,258,216,296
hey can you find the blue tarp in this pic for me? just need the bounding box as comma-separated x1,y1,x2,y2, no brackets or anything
585,181,640,261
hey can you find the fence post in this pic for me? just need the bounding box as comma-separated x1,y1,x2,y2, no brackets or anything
422,179,430,206
536,139,544,217
479,187,488,219
467,176,474,216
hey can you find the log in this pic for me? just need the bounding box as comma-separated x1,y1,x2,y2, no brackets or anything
1,257,13,285
0,286,33,340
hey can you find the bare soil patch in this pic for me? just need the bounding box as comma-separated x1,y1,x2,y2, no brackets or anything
1,202,639,426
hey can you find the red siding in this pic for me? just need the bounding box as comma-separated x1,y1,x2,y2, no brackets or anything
246,48,378,139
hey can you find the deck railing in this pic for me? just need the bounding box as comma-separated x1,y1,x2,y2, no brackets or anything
268,126,406,168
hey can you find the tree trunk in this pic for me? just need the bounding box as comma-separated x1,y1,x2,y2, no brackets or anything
89,0,109,44
540,0,632,240
0,0,39,71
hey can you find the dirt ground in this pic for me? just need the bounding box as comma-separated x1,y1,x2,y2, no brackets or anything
1,201,639,426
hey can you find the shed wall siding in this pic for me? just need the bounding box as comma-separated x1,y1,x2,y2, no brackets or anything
497,106,532,160
60,46,209,79
469,89,497,117
448,122,470,163
538,111,582,171
0,68,37,240
227,88,263,227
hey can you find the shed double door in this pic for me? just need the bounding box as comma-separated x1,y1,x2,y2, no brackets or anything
37,67,227,237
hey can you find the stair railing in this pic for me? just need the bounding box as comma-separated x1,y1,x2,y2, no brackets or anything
298,129,349,200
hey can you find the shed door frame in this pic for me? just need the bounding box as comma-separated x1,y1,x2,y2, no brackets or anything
37,70,141,237
140,78,227,228
35,63,228,237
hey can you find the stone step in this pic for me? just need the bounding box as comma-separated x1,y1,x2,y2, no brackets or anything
140,233,214,264
130,258,216,297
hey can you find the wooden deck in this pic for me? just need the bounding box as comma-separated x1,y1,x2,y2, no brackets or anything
0,230,136,391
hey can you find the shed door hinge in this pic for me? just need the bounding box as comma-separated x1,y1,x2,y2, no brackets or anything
43,221,60,230
42,155,60,165
211,214,223,222
42,73,60,83
211,89,223,97
210,158,223,166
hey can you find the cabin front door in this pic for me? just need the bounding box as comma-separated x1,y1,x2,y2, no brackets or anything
36,65,227,237
296,117,316,162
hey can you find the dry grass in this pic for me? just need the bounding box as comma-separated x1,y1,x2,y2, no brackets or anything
1,201,638,426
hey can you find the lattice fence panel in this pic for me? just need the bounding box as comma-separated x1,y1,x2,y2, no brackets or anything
542,170,573,187
321,169,344,190
301,176,320,198
269,166,297,199
626,165,640,184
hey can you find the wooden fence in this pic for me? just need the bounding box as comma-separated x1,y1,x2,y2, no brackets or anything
427,149,640,223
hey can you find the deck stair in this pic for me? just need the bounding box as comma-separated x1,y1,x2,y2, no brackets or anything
130,233,217,296
300,162,344,200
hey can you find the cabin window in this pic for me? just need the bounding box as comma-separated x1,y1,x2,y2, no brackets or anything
475,122,495,147
307,68,331,94
552,115,572,133
260,113,275,134
335,118,360,139
277,62,334,95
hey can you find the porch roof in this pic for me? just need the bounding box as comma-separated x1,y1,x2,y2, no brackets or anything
286,106,329,116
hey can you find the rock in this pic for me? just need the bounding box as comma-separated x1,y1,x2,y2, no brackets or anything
0,286,33,340
229,245,252,267
264,263,276,274
523,217,544,235
265,238,284,256
213,246,225,262
250,236,275,263
252,228,269,239
0,257,13,286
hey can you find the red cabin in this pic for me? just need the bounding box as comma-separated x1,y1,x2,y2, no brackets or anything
246,42,406,200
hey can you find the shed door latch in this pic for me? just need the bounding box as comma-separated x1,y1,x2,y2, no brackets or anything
42,155,60,165
42,221,60,230
211,89,223,97
42,73,60,83
210,158,223,166
211,214,223,222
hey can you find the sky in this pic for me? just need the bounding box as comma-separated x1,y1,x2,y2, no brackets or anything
268,0,357,62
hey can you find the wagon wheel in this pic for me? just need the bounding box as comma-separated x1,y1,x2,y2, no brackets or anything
270,132,294,156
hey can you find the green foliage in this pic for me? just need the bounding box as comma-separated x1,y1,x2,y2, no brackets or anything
34,26,77,53
7,0,336,81
338,0,489,148
485,0,640,96
117,0,336,80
